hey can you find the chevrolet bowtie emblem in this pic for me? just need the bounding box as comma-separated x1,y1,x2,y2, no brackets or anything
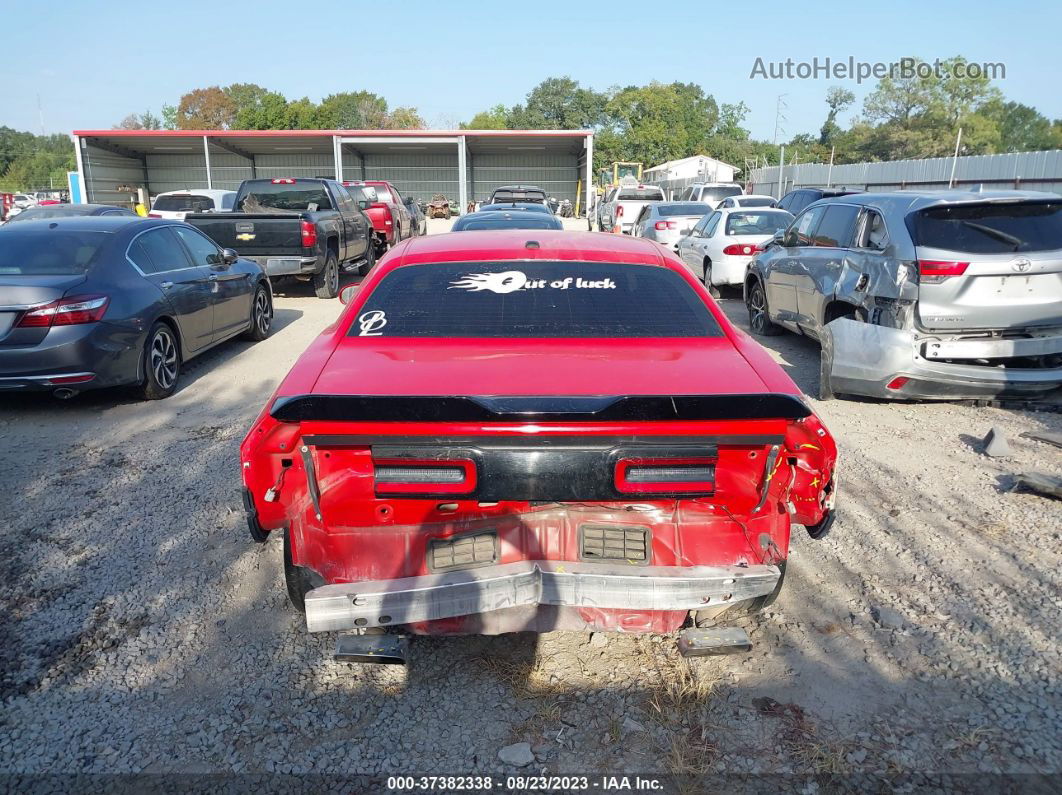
235,233,255,241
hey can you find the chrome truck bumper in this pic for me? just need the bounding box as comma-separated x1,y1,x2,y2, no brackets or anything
304,561,780,633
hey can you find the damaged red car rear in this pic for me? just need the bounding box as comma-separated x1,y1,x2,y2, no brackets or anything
240,231,837,659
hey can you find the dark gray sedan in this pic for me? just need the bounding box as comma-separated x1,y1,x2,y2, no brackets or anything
4,203,136,224
0,217,273,400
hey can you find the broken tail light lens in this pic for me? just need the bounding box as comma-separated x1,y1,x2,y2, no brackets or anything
17,295,109,328
918,260,969,283
614,456,716,495
373,458,477,496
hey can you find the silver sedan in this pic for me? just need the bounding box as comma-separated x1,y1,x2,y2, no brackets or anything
630,202,712,249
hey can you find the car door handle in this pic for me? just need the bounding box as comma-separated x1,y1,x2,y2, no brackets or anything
159,281,173,289
209,274,218,281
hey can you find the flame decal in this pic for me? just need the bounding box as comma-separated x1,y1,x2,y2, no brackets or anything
449,271,528,294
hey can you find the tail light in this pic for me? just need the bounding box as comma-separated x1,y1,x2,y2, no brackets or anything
616,205,624,217
381,207,393,227
723,244,762,256
373,458,477,496
17,295,109,328
614,455,716,495
147,212,162,218
886,376,910,390
918,260,969,283
300,220,317,248
271,178,295,184
654,221,677,230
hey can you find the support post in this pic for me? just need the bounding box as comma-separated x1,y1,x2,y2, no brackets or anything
457,135,468,213
333,136,343,181
203,136,212,189
74,136,88,204
585,134,594,219
948,127,963,188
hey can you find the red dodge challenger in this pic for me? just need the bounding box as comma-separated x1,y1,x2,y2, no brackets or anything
240,231,837,662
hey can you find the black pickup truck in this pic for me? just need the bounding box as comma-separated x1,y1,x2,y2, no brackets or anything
185,178,374,299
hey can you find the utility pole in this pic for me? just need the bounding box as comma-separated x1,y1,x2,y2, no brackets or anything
37,94,45,135
826,146,835,187
948,127,963,188
773,94,788,145
777,145,785,199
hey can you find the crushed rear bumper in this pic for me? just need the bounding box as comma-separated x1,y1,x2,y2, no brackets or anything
304,561,780,632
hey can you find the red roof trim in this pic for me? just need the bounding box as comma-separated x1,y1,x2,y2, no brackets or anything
72,129,592,138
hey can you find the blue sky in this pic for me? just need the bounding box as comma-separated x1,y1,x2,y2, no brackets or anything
2,0,1059,142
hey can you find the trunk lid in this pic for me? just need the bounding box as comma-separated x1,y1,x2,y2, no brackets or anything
312,338,768,397
0,274,86,345
912,200,1062,331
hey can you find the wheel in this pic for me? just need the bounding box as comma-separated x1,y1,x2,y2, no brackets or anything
313,252,340,299
444,209,451,220
819,324,836,400
284,529,324,614
703,259,720,298
358,240,377,276
241,284,272,341
137,322,181,400
746,281,783,336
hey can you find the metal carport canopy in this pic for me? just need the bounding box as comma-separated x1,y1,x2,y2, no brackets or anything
71,129,593,211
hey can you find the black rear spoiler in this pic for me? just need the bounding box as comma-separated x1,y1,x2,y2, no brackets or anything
269,394,811,423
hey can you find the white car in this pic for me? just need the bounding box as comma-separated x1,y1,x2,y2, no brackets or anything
676,207,793,295
149,189,236,220
6,193,37,219
718,194,778,209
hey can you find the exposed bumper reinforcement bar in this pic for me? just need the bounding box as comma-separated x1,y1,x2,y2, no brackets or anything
304,561,780,633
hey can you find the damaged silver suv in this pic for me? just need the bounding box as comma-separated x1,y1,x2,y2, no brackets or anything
744,190,1062,400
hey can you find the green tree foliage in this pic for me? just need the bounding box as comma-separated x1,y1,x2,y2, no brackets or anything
603,82,719,167
461,104,509,130
819,86,855,145
507,77,607,130
0,128,75,191
113,111,163,130
317,91,389,129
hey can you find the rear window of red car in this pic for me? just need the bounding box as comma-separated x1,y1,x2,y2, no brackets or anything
349,262,722,338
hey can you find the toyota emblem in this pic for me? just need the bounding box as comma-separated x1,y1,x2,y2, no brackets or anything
1012,257,1032,273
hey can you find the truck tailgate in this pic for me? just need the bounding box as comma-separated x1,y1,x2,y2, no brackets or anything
185,212,305,256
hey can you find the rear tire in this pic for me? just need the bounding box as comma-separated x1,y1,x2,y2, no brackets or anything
703,259,720,298
358,241,377,276
746,281,783,336
241,284,272,342
283,529,324,614
137,322,181,400
314,252,340,299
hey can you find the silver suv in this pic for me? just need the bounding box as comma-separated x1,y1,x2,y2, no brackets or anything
744,190,1062,400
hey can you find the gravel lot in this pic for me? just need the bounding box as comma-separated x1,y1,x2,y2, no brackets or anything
3,217,1060,786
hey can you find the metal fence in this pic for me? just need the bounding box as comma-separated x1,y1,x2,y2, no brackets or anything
749,150,1062,198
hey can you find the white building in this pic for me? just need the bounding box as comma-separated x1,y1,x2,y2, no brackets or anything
643,154,739,184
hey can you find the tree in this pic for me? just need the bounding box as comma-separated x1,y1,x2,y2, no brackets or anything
385,107,426,130
461,104,509,130
317,91,389,129
113,110,162,130
234,91,293,130
715,102,751,140
980,99,1062,152
603,82,719,166
819,86,854,145
161,104,178,130
508,77,607,130
223,83,271,117
175,86,236,130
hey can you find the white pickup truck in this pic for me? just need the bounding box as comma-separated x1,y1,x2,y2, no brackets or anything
597,181,666,234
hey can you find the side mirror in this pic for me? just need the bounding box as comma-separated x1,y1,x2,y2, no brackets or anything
769,229,786,248
339,285,359,305
221,248,238,265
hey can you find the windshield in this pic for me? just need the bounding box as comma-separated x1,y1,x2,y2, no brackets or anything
492,190,546,203
153,194,215,212
0,230,108,275
349,262,722,338
7,206,92,222
366,184,392,203
912,202,1062,254
236,182,332,212
735,197,776,207
725,211,793,236
452,214,561,231
699,186,743,202
657,202,711,217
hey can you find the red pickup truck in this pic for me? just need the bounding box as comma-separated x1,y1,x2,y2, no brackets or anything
343,180,413,256
240,231,837,664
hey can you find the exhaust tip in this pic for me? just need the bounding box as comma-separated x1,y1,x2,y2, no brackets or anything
52,388,79,400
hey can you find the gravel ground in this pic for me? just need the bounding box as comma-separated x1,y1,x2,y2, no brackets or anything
2,217,1060,786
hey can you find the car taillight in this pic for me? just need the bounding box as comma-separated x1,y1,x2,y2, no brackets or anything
918,260,969,283
723,244,761,256
614,455,716,495
271,178,295,184
616,205,624,217
654,221,677,230
300,220,317,248
381,207,393,226
373,458,477,496
147,213,162,218
17,295,109,328
886,376,910,390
